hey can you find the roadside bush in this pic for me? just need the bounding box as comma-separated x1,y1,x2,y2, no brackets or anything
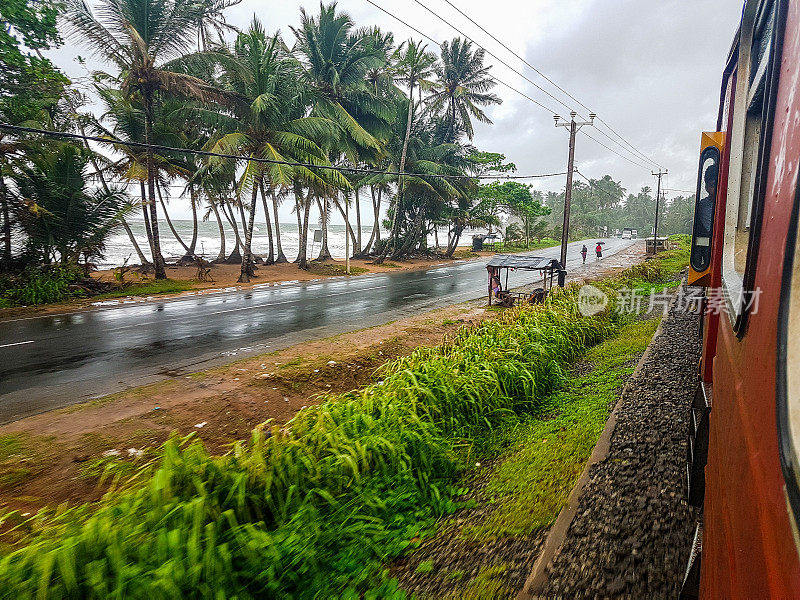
0,267,84,306
0,283,621,598
620,260,665,283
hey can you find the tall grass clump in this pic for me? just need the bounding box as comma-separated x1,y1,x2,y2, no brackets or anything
0,283,621,598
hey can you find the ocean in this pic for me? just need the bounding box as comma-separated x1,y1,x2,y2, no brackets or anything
100,219,377,269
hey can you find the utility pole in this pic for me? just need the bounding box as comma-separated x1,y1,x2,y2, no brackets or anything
652,169,667,254
555,111,595,273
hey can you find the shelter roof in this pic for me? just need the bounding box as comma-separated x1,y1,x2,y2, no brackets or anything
486,255,561,270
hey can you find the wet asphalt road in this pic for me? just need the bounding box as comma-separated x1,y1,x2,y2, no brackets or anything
0,239,636,423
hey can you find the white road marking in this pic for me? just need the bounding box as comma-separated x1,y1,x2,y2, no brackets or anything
0,340,34,349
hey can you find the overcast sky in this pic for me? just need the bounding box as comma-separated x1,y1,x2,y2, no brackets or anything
45,0,744,221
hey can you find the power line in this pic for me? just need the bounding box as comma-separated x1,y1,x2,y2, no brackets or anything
408,0,570,113
362,0,558,114
0,123,568,181
439,0,589,113
365,0,660,172
581,132,652,171
437,0,662,169
409,0,663,169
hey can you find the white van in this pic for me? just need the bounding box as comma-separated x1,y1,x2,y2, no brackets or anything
622,228,632,240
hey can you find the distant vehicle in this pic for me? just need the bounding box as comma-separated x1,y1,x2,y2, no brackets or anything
631,229,638,239
621,228,632,240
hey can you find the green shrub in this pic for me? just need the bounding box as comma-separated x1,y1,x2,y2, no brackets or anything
0,267,83,306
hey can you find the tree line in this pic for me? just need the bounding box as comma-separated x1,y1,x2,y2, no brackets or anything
0,0,693,288
0,0,535,283
511,175,694,243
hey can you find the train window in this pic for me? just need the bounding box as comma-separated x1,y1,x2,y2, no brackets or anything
690,148,720,273
722,0,780,325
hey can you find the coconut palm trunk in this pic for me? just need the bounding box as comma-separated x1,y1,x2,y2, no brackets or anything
259,180,275,265
355,187,362,253
270,187,288,263
209,200,226,262
293,191,304,264
300,191,313,268
222,200,242,263
0,173,11,268
139,181,157,262
239,175,261,282
316,197,332,261
157,184,191,258
359,185,381,256
378,84,414,263
142,91,167,279
185,185,199,259
121,218,151,266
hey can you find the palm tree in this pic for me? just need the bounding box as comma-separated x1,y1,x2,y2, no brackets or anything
211,18,341,282
65,0,231,278
378,39,437,262
293,2,390,261
427,38,501,143
10,143,128,267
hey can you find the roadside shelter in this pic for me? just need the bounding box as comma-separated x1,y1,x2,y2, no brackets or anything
486,255,562,307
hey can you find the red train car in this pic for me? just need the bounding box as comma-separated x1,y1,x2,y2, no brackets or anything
683,0,800,597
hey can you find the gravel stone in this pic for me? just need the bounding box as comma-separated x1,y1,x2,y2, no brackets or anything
540,284,701,599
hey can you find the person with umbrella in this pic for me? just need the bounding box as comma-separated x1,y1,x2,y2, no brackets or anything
595,242,603,260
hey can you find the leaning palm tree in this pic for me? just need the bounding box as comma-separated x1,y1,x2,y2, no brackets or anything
211,19,342,282
426,37,501,143
65,0,231,278
378,39,437,262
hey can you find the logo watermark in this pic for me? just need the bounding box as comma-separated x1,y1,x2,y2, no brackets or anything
577,284,609,316
577,284,761,317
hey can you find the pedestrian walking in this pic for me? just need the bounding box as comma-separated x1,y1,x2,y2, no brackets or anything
581,244,588,264
595,243,603,260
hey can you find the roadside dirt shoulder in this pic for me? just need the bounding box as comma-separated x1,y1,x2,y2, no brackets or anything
0,301,490,513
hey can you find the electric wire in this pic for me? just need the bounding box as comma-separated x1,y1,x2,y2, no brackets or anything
581,131,653,171
0,123,568,181
435,0,662,169
362,0,558,114
408,0,662,170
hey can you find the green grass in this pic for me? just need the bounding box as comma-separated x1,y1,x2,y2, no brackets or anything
308,263,369,276
91,279,195,300
0,434,49,490
449,564,511,600
0,283,622,598
460,317,660,541
415,560,434,574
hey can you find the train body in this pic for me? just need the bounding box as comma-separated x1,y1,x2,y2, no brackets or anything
684,0,800,597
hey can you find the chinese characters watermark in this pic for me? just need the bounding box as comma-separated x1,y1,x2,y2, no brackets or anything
576,285,762,317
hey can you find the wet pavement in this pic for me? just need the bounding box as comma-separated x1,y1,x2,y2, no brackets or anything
0,239,636,423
